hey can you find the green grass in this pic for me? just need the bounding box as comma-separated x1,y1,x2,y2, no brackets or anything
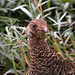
0,0,75,74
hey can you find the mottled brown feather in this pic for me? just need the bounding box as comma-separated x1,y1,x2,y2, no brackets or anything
26,19,75,75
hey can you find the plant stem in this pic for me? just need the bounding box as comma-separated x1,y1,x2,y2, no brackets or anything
12,52,17,75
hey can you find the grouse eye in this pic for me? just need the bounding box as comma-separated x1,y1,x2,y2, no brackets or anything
32,24,36,28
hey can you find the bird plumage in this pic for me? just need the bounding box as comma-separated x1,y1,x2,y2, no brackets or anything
26,19,75,75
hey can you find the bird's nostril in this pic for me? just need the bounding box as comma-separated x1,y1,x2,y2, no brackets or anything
44,27,48,33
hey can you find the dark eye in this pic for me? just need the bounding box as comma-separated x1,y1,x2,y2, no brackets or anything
32,24,36,28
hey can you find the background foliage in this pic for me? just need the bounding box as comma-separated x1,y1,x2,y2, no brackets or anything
0,0,75,74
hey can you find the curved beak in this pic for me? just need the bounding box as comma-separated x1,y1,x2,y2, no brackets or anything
44,27,48,33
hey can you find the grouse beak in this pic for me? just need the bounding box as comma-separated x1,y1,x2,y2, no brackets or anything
44,27,48,33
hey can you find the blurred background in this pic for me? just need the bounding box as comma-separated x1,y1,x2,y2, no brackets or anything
0,0,75,75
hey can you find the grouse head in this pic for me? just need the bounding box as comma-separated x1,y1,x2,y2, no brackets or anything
25,19,48,39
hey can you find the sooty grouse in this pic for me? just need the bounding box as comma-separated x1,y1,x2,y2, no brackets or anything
25,19,75,75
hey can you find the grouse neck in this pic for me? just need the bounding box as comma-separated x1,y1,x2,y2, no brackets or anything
28,35,46,44
27,36,58,74
27,36,47,51
27,36,56,58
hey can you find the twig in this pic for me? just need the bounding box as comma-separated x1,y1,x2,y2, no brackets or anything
18,43,26,74
48,29,64,59
33,0,43,19
19,40,30,67
21,55,26,75
39,0,43,19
